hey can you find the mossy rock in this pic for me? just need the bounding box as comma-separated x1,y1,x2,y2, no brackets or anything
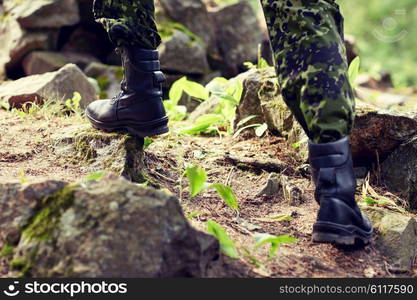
6,176,219,277
364,206,417,271
52,124,146,182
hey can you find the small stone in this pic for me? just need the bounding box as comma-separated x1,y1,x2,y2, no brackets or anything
256,173,280,197
363,266,377,278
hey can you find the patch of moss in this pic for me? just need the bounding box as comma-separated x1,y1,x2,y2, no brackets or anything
96,75,110,99
0,243,15,259
132,172,160,189
157,21,203,43
73,134,99,163
114,67,124,82
10,248,37,278
22,185,76,241
10,258,27,270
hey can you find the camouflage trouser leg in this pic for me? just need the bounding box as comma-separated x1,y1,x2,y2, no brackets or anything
261,0,355,143
92,0,161,49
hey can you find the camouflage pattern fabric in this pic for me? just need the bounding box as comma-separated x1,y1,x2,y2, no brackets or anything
261,0,355,143
94,0,355,143
93,0,161,49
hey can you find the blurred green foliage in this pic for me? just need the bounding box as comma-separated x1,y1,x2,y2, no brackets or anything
219,0,417,87
339,0,417,87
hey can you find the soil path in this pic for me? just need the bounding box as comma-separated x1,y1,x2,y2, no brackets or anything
1,109,415,278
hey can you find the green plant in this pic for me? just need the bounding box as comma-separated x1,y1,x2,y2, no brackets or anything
254,233,298,258
207,220,239,259
9,92,84,121
143,137,154,150
185,165,238,210
244,44,271,70
186,211,203,219
83,171,105,182
0,101,10,110
64,92,82,114
348,56,361,87
165,75,243,136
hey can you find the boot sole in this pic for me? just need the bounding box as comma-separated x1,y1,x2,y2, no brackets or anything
312,221,372,246
86,113,169,138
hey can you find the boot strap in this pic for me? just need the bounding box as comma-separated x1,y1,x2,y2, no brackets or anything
317,167,336,185
153,71,166,85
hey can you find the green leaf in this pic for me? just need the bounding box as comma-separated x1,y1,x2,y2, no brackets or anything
164,100,187,121
169,77,186,104
186,211,203,219
257,44,271,69
363,197,378,205
258,57,270,69
236,115,259,128
243,61,256,69
255,123,268,137
182,80,209,101
185,165,208,197
179,114,223,135
210,183,239,210
254,233,298,257
291,142,301,149
255,215,293,223
207,220,239,259
218,94,239,105
348,56,361,86
233,123,262,138
143,138,154,150
231,80,243,104
84,171,105,181
0,101,10,110
205,77,229,94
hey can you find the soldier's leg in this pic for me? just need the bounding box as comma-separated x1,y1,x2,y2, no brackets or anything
92,0,161,49
86,0,168,137
261,0,355,144
261,0,372,246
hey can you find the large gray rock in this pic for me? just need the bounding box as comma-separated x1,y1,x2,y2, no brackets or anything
234,67,306,147
160,31,209,75
0,64,97,108
159,0,216,55
365,207,417,271
2,176,219,277
0,181,66,247
211,1,264,77
52,125,146,182
0,19,52,78
23,51,99,75
351,103,417,165
381,137,417,209
5,0,80,29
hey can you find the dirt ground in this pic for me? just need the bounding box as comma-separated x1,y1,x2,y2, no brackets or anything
0,109,416,278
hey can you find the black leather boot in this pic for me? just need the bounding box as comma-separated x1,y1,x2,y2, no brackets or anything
309,137,373,245
86,46,169,137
